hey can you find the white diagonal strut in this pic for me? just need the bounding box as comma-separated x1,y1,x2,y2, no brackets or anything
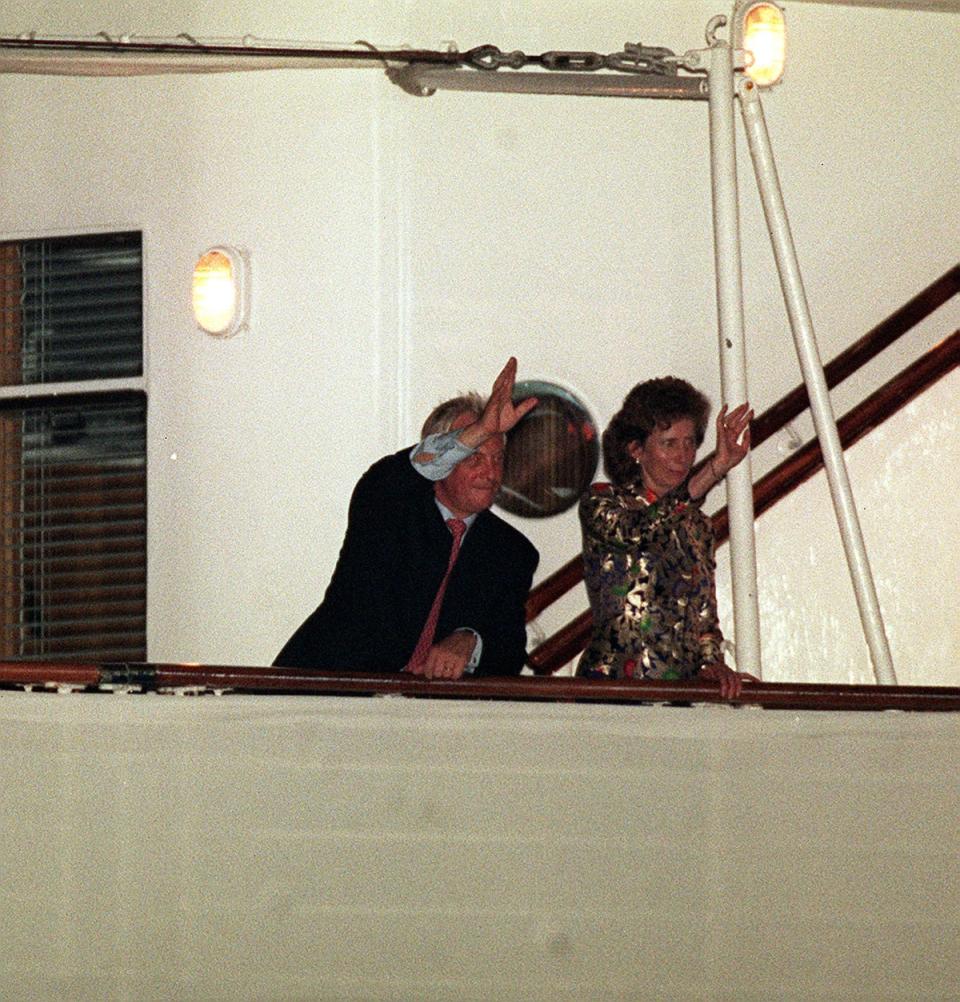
737,77,896,685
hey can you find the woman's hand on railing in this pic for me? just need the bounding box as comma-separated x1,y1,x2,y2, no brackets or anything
698,662,759,699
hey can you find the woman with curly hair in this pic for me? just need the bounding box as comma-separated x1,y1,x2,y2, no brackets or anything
576,377,755,698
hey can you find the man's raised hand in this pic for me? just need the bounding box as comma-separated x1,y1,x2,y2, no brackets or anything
479,357,538,436
457,357,537,451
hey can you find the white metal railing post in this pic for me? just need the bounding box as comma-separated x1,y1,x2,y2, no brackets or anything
707,32,763,678
737,77,897,685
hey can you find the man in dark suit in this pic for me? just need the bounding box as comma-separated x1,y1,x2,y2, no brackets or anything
273,358,539,678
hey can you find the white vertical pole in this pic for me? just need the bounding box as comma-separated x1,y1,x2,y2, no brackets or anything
737,79,897,685
707,38,763,677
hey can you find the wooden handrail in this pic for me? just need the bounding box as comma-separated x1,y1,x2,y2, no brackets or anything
712,327,960,543
527,327,960,673
749,263,960,451
2,660,960,712
525,263,960,622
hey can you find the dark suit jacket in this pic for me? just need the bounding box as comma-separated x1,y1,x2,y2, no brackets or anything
273,447,539,674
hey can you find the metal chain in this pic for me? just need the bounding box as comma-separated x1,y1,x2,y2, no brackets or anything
604,42,678,76
464,44,526,70
463,42,678,76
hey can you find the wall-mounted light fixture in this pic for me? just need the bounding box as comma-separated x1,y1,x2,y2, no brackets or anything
734,1,786,87
192,246,249,337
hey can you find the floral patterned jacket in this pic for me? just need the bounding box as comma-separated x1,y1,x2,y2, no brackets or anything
576,479,724,680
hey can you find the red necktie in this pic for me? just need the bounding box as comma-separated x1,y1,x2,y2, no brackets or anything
406,518,467,670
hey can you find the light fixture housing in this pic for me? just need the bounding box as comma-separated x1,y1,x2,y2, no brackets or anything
734,1,786,87
192,245,249,337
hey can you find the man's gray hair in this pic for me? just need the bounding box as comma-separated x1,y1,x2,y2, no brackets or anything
420,392,486,437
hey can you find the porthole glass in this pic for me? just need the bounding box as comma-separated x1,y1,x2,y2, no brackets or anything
497,380,599,518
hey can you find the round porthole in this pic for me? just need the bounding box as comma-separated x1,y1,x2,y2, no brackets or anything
497,380,599,518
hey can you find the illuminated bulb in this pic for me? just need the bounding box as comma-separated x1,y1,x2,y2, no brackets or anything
192,247,247,336
741,2,786,87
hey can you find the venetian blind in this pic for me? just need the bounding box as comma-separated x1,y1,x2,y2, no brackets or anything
1,232,145,661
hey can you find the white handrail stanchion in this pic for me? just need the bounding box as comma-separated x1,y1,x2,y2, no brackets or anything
708,35,763,678
737,78,897,685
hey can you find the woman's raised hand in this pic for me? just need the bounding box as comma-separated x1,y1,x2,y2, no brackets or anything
713,402,753,476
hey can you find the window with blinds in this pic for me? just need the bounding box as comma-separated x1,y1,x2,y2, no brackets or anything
1,232,146,662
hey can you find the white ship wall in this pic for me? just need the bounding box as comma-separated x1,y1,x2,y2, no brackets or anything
2,690,958,1001
0,0,957,676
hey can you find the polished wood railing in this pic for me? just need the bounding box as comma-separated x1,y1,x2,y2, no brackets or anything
525,263,960,623
525,262,960,673
711,326,960,542
2,660,960,712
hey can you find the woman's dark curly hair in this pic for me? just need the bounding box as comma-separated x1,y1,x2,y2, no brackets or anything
602,377,711,487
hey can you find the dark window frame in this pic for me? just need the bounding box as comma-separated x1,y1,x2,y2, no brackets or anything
1,230,146,662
